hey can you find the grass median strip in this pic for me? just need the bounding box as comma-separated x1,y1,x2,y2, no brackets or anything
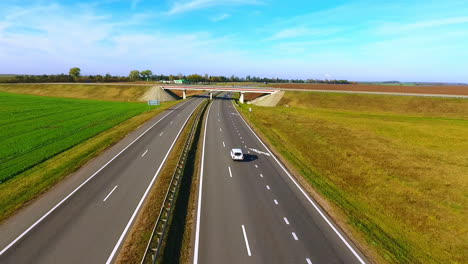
237,92,468,264
0,94,178,223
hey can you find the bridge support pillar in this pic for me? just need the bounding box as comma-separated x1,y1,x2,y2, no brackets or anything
182,89,186,100
240,92,245,104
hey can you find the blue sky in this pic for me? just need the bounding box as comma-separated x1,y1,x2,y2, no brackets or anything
1,0,467,82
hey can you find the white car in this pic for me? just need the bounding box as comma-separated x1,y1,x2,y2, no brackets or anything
230,148,244,161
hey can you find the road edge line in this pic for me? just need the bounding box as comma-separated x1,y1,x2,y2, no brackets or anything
233,101,367,264
106,99,202,264
0,99,191,256
193,100,213,264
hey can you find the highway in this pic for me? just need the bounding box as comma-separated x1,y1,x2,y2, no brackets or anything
0,96,206,263
194,93,368,264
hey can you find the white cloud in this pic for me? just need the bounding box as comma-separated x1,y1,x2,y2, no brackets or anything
268,27,340,40
131,0,141,9
0,3,254,76
377,16,468,34
166,0,261,15
211,13,230,22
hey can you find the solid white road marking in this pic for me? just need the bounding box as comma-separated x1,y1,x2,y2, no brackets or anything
141,149,148,157
223,141,225,147
194,102,213,264
106,100,201,264
274,199,278,205
242,225,252,256
306,258,313,264
103,185,118,202
0,99,193,257
159,132,164,136
284,217,290,225
233,101,367,264
249,148,271,157
260,173,263,178
228,166,232,178
266,185,270,190
292,232,298,240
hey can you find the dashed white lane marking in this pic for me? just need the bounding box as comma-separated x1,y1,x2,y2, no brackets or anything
233,102,367,264
159,132,164,136
255,164,258,168
274,199,278,205
103,185,118,202
218,119,220,122
220,128,222,132
242,141,245,143
141,149,148,157
260,173,263,178
241,225,252,256
223,142,225,147
292,232,299,240
244,145,247,148
247,151,250,154
306,258,313,264
240,137,243,139
228,166,232,178
284,217,290,225
266,185,270,190
170,121,173,124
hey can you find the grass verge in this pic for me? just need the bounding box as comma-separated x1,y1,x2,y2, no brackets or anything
0,100,179,223
115,100,207,264
236,92,468,264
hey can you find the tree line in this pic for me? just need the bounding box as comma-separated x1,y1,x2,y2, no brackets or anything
0,67,352,84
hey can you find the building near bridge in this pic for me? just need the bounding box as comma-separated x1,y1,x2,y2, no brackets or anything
174,79,189,84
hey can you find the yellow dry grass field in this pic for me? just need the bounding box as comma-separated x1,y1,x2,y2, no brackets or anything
0,83,150,101
238,92,468,263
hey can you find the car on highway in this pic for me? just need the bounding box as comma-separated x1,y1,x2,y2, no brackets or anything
230,148,244,161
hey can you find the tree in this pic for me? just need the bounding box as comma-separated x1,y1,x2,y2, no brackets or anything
129,70,140,81
69,67,81,81
140,70,153,81
186,74,204,83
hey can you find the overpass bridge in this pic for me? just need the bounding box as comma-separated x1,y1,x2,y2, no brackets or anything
161,86,279,103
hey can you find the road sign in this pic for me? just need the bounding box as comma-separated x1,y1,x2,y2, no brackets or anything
148,100,160,106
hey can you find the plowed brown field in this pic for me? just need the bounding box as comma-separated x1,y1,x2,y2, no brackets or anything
268,83,468,95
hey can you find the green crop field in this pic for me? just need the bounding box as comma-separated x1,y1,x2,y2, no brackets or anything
0,92,150,183
237,92,468,264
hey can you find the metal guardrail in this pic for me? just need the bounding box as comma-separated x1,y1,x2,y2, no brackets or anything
140,100,209,264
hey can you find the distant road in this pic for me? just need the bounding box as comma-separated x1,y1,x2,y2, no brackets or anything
276,88,468,98
194,93,368,264
0,96,205,263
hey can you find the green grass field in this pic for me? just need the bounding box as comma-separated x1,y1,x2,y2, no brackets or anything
238,92,468,263
0,92,150,183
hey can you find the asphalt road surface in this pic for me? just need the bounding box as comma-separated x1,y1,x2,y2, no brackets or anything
0,96,206,264
194,93,368,264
